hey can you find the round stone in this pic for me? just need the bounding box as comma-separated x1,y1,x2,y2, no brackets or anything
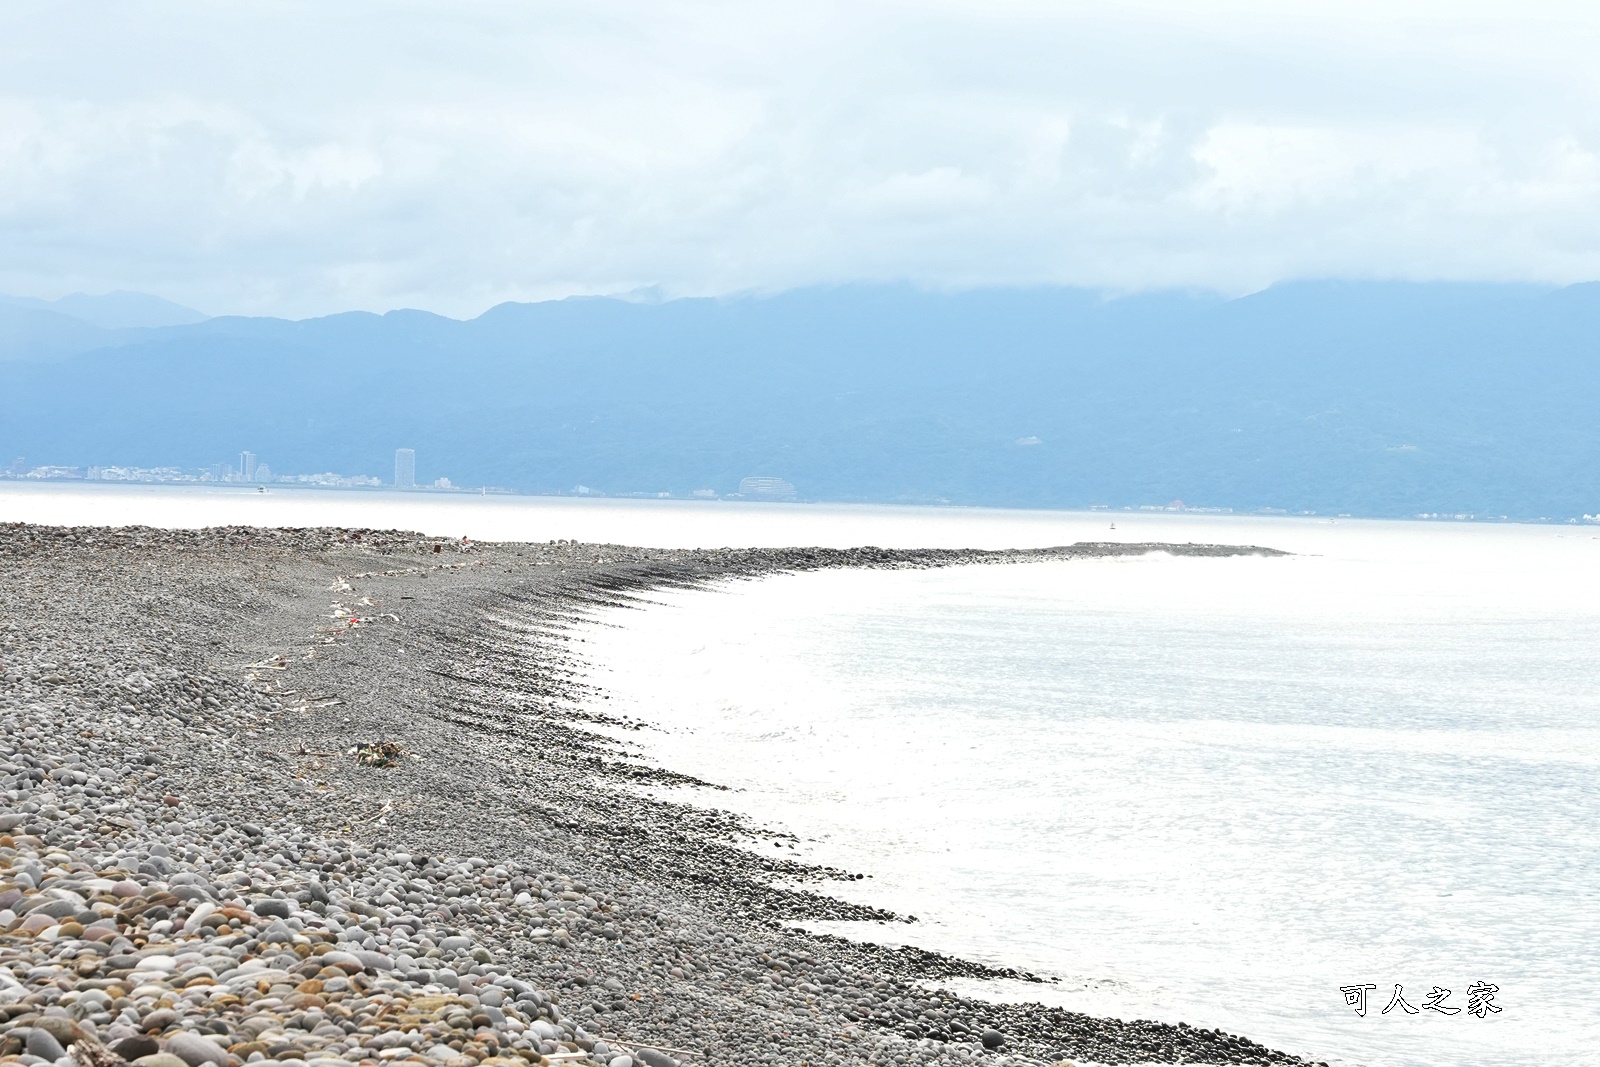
112,1036,162,1060
134,1054,193,1067
165,1030,234,1067
25,1028,68,1062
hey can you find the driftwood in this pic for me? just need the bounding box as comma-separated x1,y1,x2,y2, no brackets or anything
612,1041,706,1060
69,1033,131,1067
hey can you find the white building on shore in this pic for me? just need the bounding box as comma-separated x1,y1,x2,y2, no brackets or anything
394,448,416,489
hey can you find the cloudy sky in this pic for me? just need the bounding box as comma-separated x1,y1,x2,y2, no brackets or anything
3,0,1599,317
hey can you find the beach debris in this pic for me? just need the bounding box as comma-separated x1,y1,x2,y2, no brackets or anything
619,1042,704,1063
67,1031,126,1067
354,740,405,767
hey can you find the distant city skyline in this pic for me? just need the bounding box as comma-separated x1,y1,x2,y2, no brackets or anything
0,454,815,503
0,460,1572,524
0,453,1577,525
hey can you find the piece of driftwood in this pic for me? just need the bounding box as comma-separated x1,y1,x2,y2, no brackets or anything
69,1033,130,1067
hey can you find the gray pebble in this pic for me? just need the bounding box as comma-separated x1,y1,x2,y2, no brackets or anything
25,1030,66,1062
165,1031,233,1067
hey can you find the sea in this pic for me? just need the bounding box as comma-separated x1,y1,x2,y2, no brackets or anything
4,481,1596,1067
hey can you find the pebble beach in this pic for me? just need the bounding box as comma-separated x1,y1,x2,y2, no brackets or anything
0,523,1311,1067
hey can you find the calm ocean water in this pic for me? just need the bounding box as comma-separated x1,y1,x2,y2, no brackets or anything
6,483,1596,1065
574,519,1600,1067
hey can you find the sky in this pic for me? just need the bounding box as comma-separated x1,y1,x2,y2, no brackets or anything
2,0,1599,318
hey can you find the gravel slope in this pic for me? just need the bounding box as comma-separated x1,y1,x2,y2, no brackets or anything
0,523,1314,1067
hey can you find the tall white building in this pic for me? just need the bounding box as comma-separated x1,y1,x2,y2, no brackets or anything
238,451,258,481
395,448,416,488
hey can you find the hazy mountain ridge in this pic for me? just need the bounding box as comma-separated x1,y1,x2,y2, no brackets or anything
0,291,210,362
0,290,208,330
2,281,1598,517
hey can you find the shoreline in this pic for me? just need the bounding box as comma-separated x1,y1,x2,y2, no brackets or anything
0,523,1309,1067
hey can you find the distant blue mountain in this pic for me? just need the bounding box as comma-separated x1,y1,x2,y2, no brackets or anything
0,304,123,363
0,290,209,363
0,290,208,330
2,281,1598,518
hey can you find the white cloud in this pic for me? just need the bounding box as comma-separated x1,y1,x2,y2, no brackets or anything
1,0,1599,316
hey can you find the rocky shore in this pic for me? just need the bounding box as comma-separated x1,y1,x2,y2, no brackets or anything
0,523,1313,1067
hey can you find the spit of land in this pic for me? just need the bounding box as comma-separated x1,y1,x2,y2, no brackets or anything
0,524,1308,1067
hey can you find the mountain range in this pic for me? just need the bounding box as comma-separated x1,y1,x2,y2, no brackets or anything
2,281,1598,518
